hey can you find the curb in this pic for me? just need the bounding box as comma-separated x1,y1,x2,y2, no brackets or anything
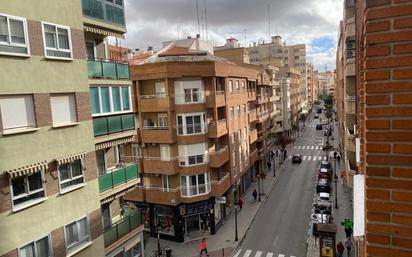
229,160,287,256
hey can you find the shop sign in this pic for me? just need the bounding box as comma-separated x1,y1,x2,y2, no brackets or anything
215,197,226,204
183,200,213,216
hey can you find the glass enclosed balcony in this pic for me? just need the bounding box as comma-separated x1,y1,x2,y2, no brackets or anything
82,0,125,27
93,113,135,136
87,59,129,79
103,209,142,247
98,163,139,192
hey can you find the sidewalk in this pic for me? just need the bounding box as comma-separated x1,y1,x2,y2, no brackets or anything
144,156,286,257
307,120,354,257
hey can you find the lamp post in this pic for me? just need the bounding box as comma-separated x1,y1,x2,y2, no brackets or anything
234,205,239,241
257,173,261,202
273,155,276,177
334,151,338,209
155,208,161,257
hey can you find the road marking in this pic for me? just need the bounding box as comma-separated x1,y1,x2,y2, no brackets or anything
254,251,262,257
308,156,312,160
243,249,252,257
318,156,322,160
291,256,296,257
324,156,327,160
277,254,285,257
311,146,314,149
288,155,292,159
232,249,242,257
272,235,279,247
266,253,274,257
303,156,307,160
297,146,301,149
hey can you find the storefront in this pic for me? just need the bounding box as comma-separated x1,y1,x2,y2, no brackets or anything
180,199,216,240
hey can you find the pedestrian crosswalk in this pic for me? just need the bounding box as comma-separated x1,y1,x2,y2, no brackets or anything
293,145,322,150
232,249,297,257
287,155,328,161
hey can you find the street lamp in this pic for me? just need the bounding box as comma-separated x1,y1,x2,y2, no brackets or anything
273,155,276,177
334,151,339,209
234,205,239,241
257,173,261,202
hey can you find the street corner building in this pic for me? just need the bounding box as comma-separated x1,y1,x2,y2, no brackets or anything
122,36,282,242
0,0,144,257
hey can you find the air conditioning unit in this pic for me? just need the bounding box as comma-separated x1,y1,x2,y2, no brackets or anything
346,41,355,50
346,50,355,58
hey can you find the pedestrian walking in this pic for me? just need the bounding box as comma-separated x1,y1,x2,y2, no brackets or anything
345,227,353,239
337,241,344,257
252,189,258,201
345,239,353,257
200,238,209,257
237,197,243,210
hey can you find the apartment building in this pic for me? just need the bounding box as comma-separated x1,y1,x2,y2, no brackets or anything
122,37,274,242
82,0,144,256
279,67,301,133
214,38,250,65
0,1,104,257
307,63,317,105
316,70,337,97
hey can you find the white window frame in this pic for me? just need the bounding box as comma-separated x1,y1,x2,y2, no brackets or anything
90,86,133,117
41,21,73,60
0,13,30,57
64,216,91,254
229,81,233,93
85,40,96,60
230,107,234,119
58,159,86,194
183,88,201,103
180,173,210,197
10,171,46,212
160,144,171,161
18,234,52,257
157,113,168,128
162,175,172,192
237,105,241,117
176,112,207,136
235,81,239,91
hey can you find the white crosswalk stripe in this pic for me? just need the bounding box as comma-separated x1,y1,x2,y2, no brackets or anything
318,156,322,160
297,146,302,149
254,251,262,257
233,249,242,257
243,250,252,257
303,156,307,160
232,249,294,257
310,146,314,149
278,254,285,257
266,253,274,257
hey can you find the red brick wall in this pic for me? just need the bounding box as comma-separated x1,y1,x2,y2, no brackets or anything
89,208,103,240
33,93,52,127
358,0,412,256
51,227,66,257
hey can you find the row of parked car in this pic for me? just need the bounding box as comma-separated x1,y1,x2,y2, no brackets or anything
312,160,334,236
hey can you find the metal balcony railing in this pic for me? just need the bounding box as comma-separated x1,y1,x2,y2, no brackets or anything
87,59,129,79
93,113,135,136
103,209,142,247
98,163,139,192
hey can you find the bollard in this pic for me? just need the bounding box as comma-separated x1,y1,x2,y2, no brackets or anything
222,247,225,256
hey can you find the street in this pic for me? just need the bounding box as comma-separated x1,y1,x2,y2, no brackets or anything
234,111,330,257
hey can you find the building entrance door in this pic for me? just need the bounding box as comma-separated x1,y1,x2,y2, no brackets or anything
185,214,200,235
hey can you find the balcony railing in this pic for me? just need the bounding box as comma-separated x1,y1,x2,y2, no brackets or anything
176,123,208,135
82,0,125,26
181,183,211,197
87,59,129,79
178,154,208,167
103,209,142,248
93,113,135,136
98,163,139,192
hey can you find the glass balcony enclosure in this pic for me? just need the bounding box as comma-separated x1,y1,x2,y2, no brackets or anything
87,59,130,80
93,113,135,136
82,0,125,26
98,163,139,192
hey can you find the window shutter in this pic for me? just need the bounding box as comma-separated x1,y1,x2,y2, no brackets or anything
0,95,35,130
50,94,77,125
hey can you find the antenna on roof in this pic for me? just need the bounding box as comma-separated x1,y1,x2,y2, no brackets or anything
195,0,200,36
267,3,271,66
203,0,208,42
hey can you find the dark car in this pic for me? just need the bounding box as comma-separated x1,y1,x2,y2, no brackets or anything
292,154,302,163
320,160,331,169
317,108,322,113
312,213,330,236
318,168,332,180
323,129,332,136
316,178,331,193
316,124,323,130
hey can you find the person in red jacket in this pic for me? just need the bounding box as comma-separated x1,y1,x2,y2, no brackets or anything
200,238,209,257
337,241,345,257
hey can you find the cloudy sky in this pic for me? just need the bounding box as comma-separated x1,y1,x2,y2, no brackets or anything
122,0,343,70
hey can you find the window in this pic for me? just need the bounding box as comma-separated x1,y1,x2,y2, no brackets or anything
229,81,233,93
295,56,299,60
178,143,207,166
241,81,246,90
155,82,166,98
19,235,51,257
58,159,84,192
160,144,171,161
176,113,206,135
42,22,72,59
64,217,90,253
235,81,239,91
180,173,210,196
162,175,172,192
0,95,35,132
231,133,235,145
0,13,29,56
184,88,200,103
237,106,240,117
50,94,77,126
96,150,106,174
11,171,45,209
230,107,234,119
157,113,168,127
232,150,236,166
243,104,246,114
89,86,132,115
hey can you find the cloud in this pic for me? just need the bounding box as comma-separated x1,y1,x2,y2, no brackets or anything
122,0,342,70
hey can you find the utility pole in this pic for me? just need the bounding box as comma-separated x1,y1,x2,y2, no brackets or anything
334,151,339,209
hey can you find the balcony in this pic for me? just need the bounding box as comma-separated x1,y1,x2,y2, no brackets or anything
82,0,126,28
247,91,256,101
257,130,268,142
248,110,257,122
103,210,142,248
345,59,355,77
250,149,259,164
345,95,356,115
98,163,139,195
208,119,228,138
211,173,231,197
207,91,226,108
269,95,280,102
145,187,181,205
249,129,258,143
209,146,229,167
87,59,129,80
257,110,269,122
139,94,171,112
345,129,356,153
143,157,179,175
123,186,145,202
257,94,268,104
180,184,211,203
142,126,175,143
93,113,135,137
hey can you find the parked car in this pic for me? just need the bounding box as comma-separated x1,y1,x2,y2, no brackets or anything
316,178,331,193
318,168,332,180
316,124,323,130
320,160,331,169
292,154,303,163
316,192,332,208
312,213,330,236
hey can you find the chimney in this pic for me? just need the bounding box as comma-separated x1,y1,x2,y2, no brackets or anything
147,46,153,51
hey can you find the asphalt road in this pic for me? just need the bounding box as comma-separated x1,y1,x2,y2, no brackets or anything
236,111,328,257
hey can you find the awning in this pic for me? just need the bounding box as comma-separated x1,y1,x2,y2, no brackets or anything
96,136,135,150
6,161,48,179
83,25,124,39
101,185,137,204
56,152,86,165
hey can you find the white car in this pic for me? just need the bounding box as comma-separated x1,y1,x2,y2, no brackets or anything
316,192,332,208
